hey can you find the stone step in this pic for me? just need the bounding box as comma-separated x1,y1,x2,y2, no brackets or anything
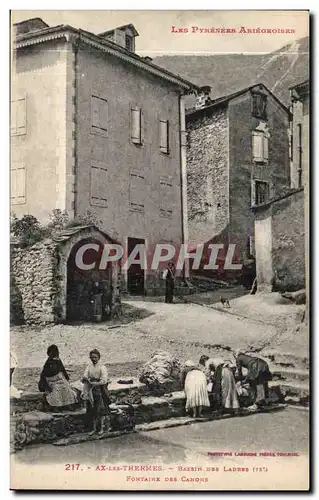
270,367,309,383
269,380,309,406
262,350,309,370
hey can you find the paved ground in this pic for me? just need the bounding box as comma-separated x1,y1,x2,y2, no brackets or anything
15,407,309,465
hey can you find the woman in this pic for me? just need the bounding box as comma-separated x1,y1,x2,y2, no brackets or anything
81,349,111,435
235,350,272,408
38,345,78,408
181,360,210,418
10,350,21,399
165,262,175,304
203,357,240,413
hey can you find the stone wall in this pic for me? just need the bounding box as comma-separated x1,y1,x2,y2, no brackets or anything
11,240,56,325
253,189,305,291
186,107,229,246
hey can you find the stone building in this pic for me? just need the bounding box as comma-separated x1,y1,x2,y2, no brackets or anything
11,18,200,298
186,83,291,266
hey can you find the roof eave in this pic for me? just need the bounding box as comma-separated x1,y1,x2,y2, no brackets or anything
13,26,199,93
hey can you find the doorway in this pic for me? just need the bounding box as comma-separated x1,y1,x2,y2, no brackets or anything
127,237,145,295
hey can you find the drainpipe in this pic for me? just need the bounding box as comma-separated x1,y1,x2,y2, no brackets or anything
179,93,189,279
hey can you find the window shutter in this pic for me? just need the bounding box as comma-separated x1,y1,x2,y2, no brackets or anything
140,109,145,144
90,165,108,206
251,179,256,206
159,177,173,217
92,96,100,128
160,120,169,154
11,164,26,204
99,98,108,131
90,166,100,201
131,107,141,144
130,172,144,211
263,135,269,161
11,97,26,135
252,132,263,162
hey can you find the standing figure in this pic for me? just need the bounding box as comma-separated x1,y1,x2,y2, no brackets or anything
165,262,175,304
207,357,240,413
235,350,272,408
181,360,210,418
81,349,111,435
10,350,21,399
38,345,78,408
90,281,104,322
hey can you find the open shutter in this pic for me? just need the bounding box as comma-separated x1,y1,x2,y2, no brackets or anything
92,96,100,129
16,98,26,134
263,135,269,161
160,120,169,154
252,132,263,162
99,98,108,132
131,107,141,144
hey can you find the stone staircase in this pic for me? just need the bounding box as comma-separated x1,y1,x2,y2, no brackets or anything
263,350,309,407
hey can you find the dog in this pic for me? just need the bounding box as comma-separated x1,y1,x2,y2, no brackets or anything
220,296,231,308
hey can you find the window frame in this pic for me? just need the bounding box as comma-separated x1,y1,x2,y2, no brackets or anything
251,91,268,120
252,179,270,206
252,130,269,164
129,170,145,213
159,176,173,218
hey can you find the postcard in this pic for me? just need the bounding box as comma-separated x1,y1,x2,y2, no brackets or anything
10,9,309,491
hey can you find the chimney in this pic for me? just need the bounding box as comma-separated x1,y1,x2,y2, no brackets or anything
195,85,212,109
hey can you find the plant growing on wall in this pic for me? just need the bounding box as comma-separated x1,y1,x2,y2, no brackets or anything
10,214,47,248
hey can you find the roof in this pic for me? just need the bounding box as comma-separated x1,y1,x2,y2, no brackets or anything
289,79,309,91
13,22,200,93
186,83,290,121
52,224,119,245
99,23,139,37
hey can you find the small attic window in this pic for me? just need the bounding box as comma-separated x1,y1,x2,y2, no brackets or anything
125,34,134,52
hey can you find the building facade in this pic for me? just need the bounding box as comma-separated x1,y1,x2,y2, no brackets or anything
11,18,199,295
186,84,291,264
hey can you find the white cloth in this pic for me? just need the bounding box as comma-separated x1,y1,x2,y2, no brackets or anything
184,370,210,410
10,385,21,399
10,351,18,369
81,362,108,404
221,367,240,409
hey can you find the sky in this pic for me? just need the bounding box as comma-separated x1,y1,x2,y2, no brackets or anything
11,10,309,56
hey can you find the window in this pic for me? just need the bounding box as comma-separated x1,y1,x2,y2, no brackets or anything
90,163,108,207
11,97,26,136
159,177,173,218
11,163,26,204
252,92,267,120
254,180,269,205
159,119,170,155
131,107,143,145
252,131,269,163
125,34,134,51
297,123,303,187
130,172,145,212
91,95,108,136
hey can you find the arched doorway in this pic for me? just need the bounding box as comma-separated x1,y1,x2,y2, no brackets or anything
66,238,112,322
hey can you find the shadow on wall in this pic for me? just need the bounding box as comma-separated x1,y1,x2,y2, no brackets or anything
189,224,242,283
10,275,25,325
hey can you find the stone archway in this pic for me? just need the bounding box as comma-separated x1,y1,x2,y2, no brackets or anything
53,226,120,323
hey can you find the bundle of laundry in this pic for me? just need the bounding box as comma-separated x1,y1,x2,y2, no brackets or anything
139,351,182,394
